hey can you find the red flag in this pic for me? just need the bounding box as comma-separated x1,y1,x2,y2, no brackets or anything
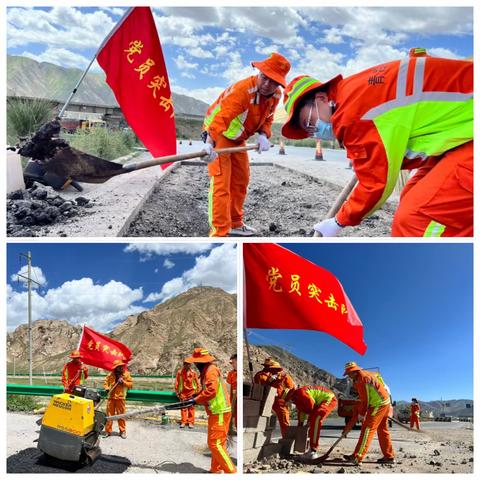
244,243,367,355
78,326,132,370
97,7,176,166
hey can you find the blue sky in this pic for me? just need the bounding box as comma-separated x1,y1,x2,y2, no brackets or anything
6,6,473,104
246,243,473,401
7,242,236,332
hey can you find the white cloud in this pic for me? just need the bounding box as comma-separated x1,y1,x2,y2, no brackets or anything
11,265,47,289
144,243,237,304
428,48,462,59
124,243,213,258
170,84,223,105
163,259,175,269
20,47,90,69
320,27,344,45
190,47,214,59
7,278,144,331
7,7,116,50
174,55,199,70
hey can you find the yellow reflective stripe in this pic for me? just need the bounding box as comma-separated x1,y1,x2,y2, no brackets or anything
358,426,370,457
218,412,224,426
205,105,221,128
215,439,235,472
423,220,446,237
80,370,85,384
179,376,184,393
208,177,216,236
223,111,248,140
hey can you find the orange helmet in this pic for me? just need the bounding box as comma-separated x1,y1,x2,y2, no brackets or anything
185,347,215,364
343,361,362,376
252,52,291,88
112,359,126,369
69,350,81,359
281,74,342,140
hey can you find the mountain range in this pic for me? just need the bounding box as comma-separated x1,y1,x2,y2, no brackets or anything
7,286,236,375
7,55,209,116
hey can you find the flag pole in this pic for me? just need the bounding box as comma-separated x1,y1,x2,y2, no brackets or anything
244,328,255,387
57,7,135,119
76,324,85,350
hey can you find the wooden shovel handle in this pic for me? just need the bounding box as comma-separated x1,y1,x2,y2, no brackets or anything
123,144,258,173
313,174,358,237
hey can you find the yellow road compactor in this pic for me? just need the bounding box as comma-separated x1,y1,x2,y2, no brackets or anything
37,385,194,464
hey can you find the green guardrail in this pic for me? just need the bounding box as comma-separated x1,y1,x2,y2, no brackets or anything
7,384,178,403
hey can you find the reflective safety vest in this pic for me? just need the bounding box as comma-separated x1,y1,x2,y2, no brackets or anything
331,48,473,227
197,364,231,415
203,75,281,143
355,371,391,412
176,368,199,395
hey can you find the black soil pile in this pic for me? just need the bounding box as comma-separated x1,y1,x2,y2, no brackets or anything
7,448,131,473
7,183,93,237
126,164,395,237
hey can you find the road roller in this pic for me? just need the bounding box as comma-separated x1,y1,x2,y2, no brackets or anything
36,385,194,465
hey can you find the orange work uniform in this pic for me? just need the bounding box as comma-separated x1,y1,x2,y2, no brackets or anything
254,369,295,437
326,50,472,236
104,370,133,434
410,403,421,430
291,386,337,450
61,361,88,393
203,75,280,237
351,371,394,462
175,367,200,426
226,369,237,429
195,364,236,473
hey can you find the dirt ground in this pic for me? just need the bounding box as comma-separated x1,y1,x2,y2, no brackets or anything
126,163,395,237
244,422,474,474
7,411,237,473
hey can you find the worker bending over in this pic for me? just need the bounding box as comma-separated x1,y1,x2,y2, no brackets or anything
282,48,472,237
175,360,200,428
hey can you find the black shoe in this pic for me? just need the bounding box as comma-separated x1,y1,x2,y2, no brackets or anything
377,457,395,464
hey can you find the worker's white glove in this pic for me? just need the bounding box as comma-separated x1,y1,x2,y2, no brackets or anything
358,414,364,422
313,217,343,237
201,142,218,163
257,133,270,153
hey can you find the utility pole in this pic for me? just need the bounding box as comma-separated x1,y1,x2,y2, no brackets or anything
18,252,40,385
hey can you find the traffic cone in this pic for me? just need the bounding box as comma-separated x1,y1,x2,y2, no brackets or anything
179,139,183,144
279,139,286,155
189,138,192,146
314,139,324,160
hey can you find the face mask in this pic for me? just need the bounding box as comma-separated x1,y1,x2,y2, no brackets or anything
314,118,336,141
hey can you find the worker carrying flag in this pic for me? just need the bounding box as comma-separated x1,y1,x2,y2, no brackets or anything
202,52,291,237
342,362,395,465
254,358,295,438
283,385,337,461
61,350,88,393
281,48,473,237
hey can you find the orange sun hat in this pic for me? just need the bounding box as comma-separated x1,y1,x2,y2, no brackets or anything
252,52,291,88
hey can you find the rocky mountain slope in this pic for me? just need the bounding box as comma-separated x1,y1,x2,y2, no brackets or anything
243,344,350,395
7,55,209,116
244,344,473,414
7,286,236,374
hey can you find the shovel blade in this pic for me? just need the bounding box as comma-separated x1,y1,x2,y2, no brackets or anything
43,146,125,183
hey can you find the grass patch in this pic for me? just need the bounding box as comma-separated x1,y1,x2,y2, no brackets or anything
7,97,56,145
7,394,41,412
62,127,140,160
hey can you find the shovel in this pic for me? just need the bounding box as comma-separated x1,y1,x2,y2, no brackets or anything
311,432,347,464
313,174,358,237
42,144,259,184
